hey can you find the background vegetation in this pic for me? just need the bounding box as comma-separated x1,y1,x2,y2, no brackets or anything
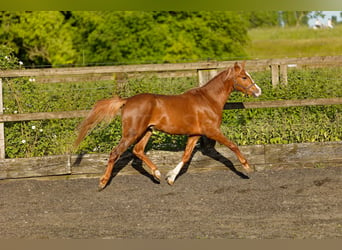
247,25,342,58
1,11,341,158
0,11,251,66
2,61,341,158
1,11,339,67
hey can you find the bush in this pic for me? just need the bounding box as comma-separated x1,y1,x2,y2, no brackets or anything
220,67,342,145
2,66,341,158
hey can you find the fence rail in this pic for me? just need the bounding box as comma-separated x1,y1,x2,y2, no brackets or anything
1,55,342,159
1,55,342,85
0,98,341,123
2,55,342,77
1,141,341,180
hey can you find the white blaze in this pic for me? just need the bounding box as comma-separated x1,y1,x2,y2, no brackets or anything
246,71,262,97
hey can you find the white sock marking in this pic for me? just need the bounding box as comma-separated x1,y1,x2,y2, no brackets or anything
167,161,184,183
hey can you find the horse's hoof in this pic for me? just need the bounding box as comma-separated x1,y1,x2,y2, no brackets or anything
166,177,174,186
98,177,108,191
153,170,161,182
243,164,254,173
98,182,107,191
165,172,175,186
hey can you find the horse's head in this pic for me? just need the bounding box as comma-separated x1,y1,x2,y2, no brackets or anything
226,62,261,97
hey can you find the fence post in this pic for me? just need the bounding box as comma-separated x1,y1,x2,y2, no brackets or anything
279,64,288,85
271,64,288,87
271,64,279,87
197,69,218,151
0,78,5,159
197,69,218,86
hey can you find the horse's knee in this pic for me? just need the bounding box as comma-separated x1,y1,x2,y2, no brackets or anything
229,143,238,152
108,150,119,161
132,145,143,158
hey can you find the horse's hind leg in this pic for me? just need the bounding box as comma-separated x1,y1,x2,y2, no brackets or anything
132,129,161,182
99,137,136,190
166,135,200,185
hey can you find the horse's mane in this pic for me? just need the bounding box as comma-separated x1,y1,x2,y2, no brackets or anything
200,66,234,88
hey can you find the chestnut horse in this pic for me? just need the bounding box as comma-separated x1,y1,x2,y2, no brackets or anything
75,62,261,190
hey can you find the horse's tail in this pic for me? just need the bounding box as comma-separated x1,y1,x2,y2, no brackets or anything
74,96,126,149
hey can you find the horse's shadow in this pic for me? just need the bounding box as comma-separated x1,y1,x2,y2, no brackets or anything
73,150,158,186
105,151,161,187
177,137,249,181
73,137,249,186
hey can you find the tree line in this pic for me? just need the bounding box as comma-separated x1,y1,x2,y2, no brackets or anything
0,11,326,67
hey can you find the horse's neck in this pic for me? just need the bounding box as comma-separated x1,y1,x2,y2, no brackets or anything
199,71,234,108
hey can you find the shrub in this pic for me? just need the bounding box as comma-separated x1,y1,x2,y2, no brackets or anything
2,66,341,158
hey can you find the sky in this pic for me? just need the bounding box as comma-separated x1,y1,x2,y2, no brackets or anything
307,11,342,27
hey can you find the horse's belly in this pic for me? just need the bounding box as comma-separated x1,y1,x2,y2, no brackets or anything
149,95,208,135
152,112,201,135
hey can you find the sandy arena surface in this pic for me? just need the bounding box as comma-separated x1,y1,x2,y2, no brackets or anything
0,164,341,239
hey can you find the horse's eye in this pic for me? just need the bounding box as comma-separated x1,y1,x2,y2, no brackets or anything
242,77,248,80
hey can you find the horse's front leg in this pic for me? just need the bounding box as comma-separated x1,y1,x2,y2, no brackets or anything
206,131,254,173
166,135,200,185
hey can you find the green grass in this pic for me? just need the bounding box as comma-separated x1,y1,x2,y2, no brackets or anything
246,25,342,59
4,27,342,158
4,67,341,158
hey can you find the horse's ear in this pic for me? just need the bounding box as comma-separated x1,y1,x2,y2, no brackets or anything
224,67,234,81
233,62,242,74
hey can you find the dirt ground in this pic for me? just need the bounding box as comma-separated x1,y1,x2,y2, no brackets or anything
0,165,341,239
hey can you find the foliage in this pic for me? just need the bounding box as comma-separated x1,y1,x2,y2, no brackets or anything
2,72,198,157
1,11,340,67
70,11,249,65
0,11,249,67
221,68,342,145
3,78,118,158
1,11,341,158
0,11,76,66
2,67,341,158
281,11,311,27
242,11,279,28
0,45,23,70
2,11,337,67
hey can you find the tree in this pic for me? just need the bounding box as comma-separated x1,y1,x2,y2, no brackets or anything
70,11,249,65
0,11,77,66
282,11,311,27
1,11,250,67
243,11,279,28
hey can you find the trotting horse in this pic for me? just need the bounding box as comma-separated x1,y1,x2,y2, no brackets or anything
74,62,261,190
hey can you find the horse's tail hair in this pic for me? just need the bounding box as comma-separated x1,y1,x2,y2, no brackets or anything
74,96,126,149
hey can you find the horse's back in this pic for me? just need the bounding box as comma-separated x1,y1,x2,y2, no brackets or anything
124,92,196,112
121,92,203,134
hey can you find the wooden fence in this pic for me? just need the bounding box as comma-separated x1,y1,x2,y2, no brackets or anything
1,56,342,161
1,141,341,180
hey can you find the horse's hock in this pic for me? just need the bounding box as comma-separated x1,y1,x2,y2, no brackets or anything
0,141,341,180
